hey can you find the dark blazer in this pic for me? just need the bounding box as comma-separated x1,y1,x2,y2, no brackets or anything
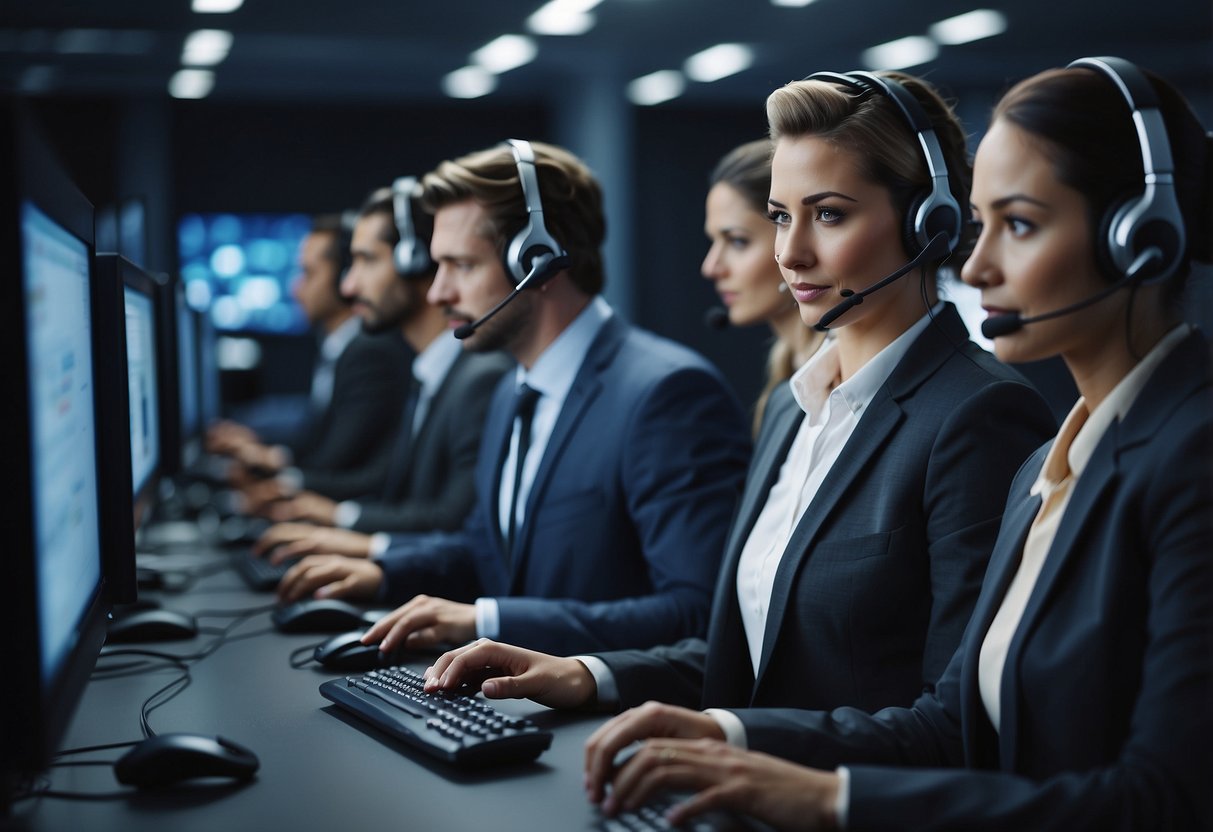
376,314,751,655
294,330,410,491
349,351,512,532
597,304,1055,713
737,331,1213,832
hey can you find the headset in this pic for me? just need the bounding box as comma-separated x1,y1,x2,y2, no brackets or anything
390,175,434,279
453,139,572,339
806,71,963,260
1068,56,1185,285
503,138,571,287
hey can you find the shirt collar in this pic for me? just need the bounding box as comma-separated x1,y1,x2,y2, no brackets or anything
514,295,613,400
320,315,361,361
789,302,943,422
1032,322,1191,495
412,331,462,397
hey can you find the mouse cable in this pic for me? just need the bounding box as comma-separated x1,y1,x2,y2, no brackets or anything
53,739,142,758
192,601,280,618
288,640,327,669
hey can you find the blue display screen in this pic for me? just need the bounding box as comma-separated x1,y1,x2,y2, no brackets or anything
178,212,312,334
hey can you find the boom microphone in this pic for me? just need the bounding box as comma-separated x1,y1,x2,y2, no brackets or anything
703,307,730,330
813,232,950,332
454,253,557,340
980,247,1162,339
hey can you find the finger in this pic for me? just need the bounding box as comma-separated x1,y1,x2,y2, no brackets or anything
278,561,333,602
432,640,521,689
404,626,443,649
314,571,364,600
361,603,413,644
379,608,433,653
585,707,664,804
613,742,717,814
424,640,489,685
665,783,735,828
271,538,319,564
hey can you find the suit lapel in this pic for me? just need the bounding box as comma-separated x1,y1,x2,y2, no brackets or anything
993,331,1211,769
506,318,622,591
751,305,968,695
701,398,802,707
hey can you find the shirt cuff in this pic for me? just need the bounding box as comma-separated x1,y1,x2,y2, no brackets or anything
368,532,391,558
835,766,850,830
276,466,303,493
573,655,618,707
703,708,747,748
474,598,500,639
334,500,362,529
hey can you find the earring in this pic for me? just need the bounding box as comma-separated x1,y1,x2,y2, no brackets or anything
777,282,789,294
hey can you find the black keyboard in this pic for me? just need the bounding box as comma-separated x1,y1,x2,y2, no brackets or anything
319,667,552,766
232,551,292,591
600,794,766,832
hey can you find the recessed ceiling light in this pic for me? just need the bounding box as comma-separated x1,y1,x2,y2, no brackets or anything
770,0,818,7
169,69,215,99
928,9,1007,45
471,35,538,74
627,70,685,106
861,36,938,70
192,0,244,12
526,0,605,35
684,43,753,83
182,29,232,66
443,66,497,99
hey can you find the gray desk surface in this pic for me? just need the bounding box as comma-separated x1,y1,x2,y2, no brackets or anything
8,541,616,832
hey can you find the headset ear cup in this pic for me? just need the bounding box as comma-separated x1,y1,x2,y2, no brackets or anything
901,191,928,259
1095,194,1132,282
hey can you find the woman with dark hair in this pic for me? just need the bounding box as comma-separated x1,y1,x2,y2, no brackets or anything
421,68,1054,777
580,58,1213,832
702,139,824,433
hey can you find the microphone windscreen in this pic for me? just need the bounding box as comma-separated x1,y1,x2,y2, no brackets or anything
703,307,730,330
980,314,1023,339
453,322,476,340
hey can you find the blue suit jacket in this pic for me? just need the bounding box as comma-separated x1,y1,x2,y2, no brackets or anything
737,330,1213,832
596,304,1055,713
376,315,751,654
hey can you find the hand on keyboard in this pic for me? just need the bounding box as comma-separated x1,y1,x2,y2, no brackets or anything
423,639,598,710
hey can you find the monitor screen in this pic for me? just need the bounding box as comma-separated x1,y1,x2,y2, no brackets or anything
21,200,103,689
177,212,312,334
124,283,160,497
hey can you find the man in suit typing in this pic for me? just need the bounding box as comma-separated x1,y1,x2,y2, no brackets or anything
277,140,751,655
243,183,511,539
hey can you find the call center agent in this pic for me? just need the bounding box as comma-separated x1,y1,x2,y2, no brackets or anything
423,71,1056,736
276,140,752,656
702,139,825,434
568,59,1213,830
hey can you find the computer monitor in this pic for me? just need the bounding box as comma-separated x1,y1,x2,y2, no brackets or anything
197,306,222,427
0,109,117,801
97,254,162,535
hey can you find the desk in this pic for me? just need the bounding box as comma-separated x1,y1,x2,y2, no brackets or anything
10,542,612,832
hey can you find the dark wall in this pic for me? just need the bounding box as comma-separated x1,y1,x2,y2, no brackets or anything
631,104,776,413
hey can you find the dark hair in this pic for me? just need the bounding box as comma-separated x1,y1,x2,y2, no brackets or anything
356,185,436,277
709,139,772,217
310,212,353,303
994,65,1213,296
767,71,974,266
421,141,606,295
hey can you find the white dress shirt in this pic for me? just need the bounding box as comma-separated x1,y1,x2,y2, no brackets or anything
334,332,463,529
579,306,941,725
475,296,613,638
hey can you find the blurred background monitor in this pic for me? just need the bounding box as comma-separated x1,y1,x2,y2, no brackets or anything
1,108,129,800
178,212,311,335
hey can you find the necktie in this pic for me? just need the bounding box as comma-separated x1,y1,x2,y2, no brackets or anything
505,384,541,557
380,375,422,501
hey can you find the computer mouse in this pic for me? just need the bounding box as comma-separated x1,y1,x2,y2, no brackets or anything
106,608,199,643
114,733,259,788
271,599,378,633
313,630,391,672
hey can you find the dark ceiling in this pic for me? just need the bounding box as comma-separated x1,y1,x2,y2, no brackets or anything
3,0,1211,105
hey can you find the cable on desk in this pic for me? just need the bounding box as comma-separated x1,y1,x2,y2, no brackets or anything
289,640,326,669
